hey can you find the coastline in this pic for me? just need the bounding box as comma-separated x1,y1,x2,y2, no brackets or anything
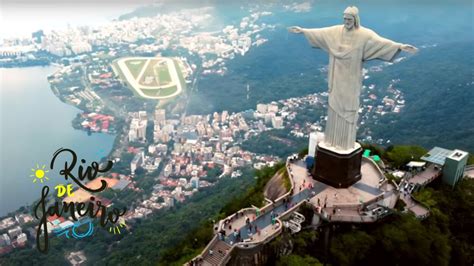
0,66,117,217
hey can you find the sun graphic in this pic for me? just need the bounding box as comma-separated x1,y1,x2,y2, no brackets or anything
108,219,126,235
30,164,50,183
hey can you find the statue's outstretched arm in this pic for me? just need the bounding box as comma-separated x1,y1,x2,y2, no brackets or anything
400,44,418,54
288,26,305,34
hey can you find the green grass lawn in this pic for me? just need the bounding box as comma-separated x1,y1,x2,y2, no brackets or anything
124,59,147,79
160,85,177,97
113,57,184,100
138,60,159,86
140,86,177,98
173,59,187,92
141,88,160,97
155,63,172,85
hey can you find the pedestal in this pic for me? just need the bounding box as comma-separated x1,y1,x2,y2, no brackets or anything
311,143,362,188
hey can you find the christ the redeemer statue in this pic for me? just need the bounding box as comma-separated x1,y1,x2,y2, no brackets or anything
289,6,417,188
289,6,417,152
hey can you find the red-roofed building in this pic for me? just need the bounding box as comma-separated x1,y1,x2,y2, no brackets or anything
47,214,60,223
127,147,141,154
161,179,178,187
243,154,253,162
99,73,112,79
102,120,109,130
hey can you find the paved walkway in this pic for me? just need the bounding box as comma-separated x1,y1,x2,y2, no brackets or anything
221,180,326,244
220,157,390,243
400,193,429,218
409,164,441,185
290,160,314,195
192,158,395,265
352,182,382,196
307,160,385,208
201,240,231,266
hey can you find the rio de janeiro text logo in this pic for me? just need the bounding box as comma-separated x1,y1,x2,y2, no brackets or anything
33,148,127,253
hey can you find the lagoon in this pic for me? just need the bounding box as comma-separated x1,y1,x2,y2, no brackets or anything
0,66,115,216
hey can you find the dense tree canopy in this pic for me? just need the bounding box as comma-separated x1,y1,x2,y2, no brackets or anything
384,145,427,168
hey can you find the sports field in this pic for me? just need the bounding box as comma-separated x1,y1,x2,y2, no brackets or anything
124,59,147,79
113,57,185,100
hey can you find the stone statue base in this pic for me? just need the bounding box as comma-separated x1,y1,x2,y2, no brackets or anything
311,142,362,188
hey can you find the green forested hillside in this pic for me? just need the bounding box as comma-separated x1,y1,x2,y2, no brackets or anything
365,41,474,152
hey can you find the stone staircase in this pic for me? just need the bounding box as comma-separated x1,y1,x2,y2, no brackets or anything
201,240,232,266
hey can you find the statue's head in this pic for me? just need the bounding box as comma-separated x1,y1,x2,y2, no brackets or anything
343,6,360,30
